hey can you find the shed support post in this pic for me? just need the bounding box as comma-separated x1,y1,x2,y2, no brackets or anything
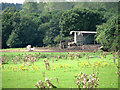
74,32,77,43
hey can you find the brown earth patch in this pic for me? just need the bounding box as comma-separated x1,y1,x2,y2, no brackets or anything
0,45,101,52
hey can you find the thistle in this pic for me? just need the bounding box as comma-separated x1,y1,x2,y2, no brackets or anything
42,72,45,79
116,70,120,77
35,78,57,88
74,71,99,89
43,60,50,70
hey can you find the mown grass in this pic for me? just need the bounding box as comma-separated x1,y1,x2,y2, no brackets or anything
1,51,119,88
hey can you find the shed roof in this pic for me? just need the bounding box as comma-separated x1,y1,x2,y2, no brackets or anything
70,31,97,34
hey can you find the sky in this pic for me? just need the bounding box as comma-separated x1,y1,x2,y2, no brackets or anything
1,0,25,4
0,0,119,4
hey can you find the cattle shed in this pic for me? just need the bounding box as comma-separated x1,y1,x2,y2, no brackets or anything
70,31,97,46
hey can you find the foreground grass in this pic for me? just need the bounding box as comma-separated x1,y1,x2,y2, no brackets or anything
1,51,118,88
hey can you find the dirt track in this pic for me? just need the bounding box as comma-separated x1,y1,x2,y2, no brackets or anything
0,45,101,52
0,48,96,52
0,49,82,52
0,49,54,52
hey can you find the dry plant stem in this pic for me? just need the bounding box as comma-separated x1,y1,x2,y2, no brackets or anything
35,78,57,88
86,53,89,60
46,79,57,88
43,60,50,70
55,77,59,84
78,85,81,90
112,53,116,64
42,72,45,79
52,60,54,64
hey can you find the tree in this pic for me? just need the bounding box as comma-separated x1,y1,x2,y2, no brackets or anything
96,16,119,51
2,3,22,10
44,2,74,12
43,10,62,46
36,22,50,47
20,2,38,15
38,2,46,13
32,12,52,47
2,7,20,48
59,8,104,37
7,16,38,48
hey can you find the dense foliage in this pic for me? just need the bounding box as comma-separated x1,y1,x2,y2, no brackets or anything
59,8,104,37
96,16,119,51
2,2,119,51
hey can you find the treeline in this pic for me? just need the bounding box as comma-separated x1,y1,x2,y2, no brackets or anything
2,3,22,10
2,2,120,51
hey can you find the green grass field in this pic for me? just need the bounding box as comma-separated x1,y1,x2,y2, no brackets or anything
1,51,119,88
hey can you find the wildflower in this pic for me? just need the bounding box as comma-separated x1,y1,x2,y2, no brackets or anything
88,80,91,83
49,86,52,88
80,72,82,74
85,63,89,66
92,74,95,77
84,78,86,81
33,65,37,68
22,67,26,70
96,72,99,74
81,62,85,65
92,78,95,81
37,82,40,85
39,80,42,83
76,81,79,85
59,64,63,68
83,85,86,88
103,62,107,66
94,82,98,87
45,78,48,81
74,73,78,77
78,74,80,77
98,62,101,64
80,76,83,79
70,57,72,59
83,73,86,76
68,65,71,68
96,66,99,69
53,68,56,71
63,65,66,68
82,80,86,85
93,65,95,67
19,66,25,70
74,72,99,88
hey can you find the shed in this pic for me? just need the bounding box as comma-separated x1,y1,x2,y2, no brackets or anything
70,31,97,45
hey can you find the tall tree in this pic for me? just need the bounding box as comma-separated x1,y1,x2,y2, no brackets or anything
20,2,38,15
7,16,38,48
43,11,62,46
44,2,74,12
2,7,20,48
2,3,22,10
59,8,104,37
96,16,119,51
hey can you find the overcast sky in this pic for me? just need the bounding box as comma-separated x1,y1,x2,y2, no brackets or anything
0,0,119,4
0,0,25,4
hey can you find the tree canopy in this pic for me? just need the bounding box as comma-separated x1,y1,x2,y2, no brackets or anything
59,8,104,37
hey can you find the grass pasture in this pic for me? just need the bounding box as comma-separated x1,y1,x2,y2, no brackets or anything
1,51,119,88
